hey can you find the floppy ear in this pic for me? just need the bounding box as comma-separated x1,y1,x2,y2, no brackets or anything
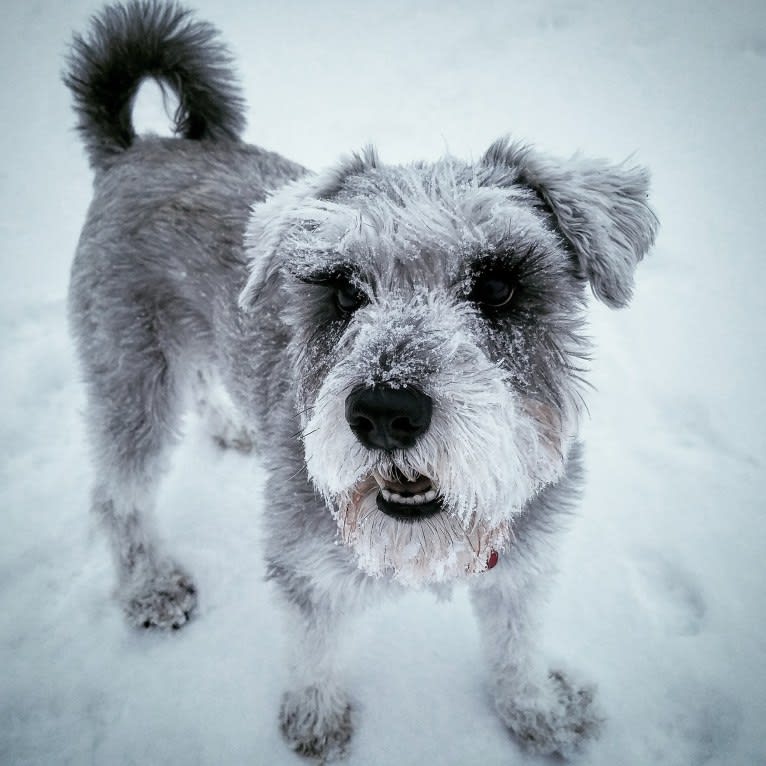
239,148,380,311
484,138,658,307
239,180,309,311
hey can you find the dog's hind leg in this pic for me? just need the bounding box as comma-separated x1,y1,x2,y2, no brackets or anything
79,305,198,630
92,479,197,630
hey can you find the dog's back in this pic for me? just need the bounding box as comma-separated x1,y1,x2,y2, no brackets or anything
64,0,304,366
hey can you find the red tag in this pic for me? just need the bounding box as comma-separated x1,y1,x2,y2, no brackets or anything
486,550,499,570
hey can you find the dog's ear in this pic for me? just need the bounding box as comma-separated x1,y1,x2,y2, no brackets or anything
483,138,658,307
239,148,380,311
239,181,307,311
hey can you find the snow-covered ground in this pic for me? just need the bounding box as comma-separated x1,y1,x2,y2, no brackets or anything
2,1,765,764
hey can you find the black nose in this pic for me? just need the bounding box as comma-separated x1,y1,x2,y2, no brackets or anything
345,386,432,451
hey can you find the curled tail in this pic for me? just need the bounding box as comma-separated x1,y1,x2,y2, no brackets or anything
63,0,246,170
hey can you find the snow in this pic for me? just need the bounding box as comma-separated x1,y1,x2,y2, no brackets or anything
1,1,765,764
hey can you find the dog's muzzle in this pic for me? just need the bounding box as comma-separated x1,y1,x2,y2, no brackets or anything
345,385,440,522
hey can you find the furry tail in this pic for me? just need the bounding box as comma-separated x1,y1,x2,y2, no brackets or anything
63,0,246,170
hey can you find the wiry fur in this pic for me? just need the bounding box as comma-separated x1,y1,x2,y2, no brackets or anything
65,1,657,760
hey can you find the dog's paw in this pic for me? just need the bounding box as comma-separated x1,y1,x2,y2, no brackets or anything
201,394,255,453
211,421,255,453
279,685,353,761
495,670,603,757
195,371,255,453
121,566,197,631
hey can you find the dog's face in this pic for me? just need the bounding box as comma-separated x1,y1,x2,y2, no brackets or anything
241,138,657,585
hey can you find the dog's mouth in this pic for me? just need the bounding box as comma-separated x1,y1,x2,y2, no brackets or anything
371,468,443,522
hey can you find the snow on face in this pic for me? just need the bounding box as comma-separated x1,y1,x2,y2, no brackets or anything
247,157,588,584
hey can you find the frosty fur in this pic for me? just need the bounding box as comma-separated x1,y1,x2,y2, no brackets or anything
65,0,656,760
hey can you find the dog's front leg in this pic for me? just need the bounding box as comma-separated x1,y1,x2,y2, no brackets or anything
469,556,602,758
271,567,358,762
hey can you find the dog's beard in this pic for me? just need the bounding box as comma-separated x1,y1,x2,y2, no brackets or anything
302,363,576,585
336,474,511,585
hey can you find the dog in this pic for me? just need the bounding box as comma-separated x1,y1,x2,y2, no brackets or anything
64,0,657,759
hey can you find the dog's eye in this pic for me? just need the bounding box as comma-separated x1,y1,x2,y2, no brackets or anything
335,282,368,316
470,270,515,311
296,269,368,318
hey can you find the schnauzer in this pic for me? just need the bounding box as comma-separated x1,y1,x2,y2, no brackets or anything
65,0,657,759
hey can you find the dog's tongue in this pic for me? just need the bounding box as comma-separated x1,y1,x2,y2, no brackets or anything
372,469,432,495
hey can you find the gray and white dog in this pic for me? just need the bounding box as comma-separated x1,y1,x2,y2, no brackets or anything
65,0,657,760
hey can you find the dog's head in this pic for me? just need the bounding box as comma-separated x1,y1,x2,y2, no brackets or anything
240,138,657,585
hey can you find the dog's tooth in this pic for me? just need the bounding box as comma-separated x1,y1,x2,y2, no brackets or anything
372,469,387,490
381,488,440,507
